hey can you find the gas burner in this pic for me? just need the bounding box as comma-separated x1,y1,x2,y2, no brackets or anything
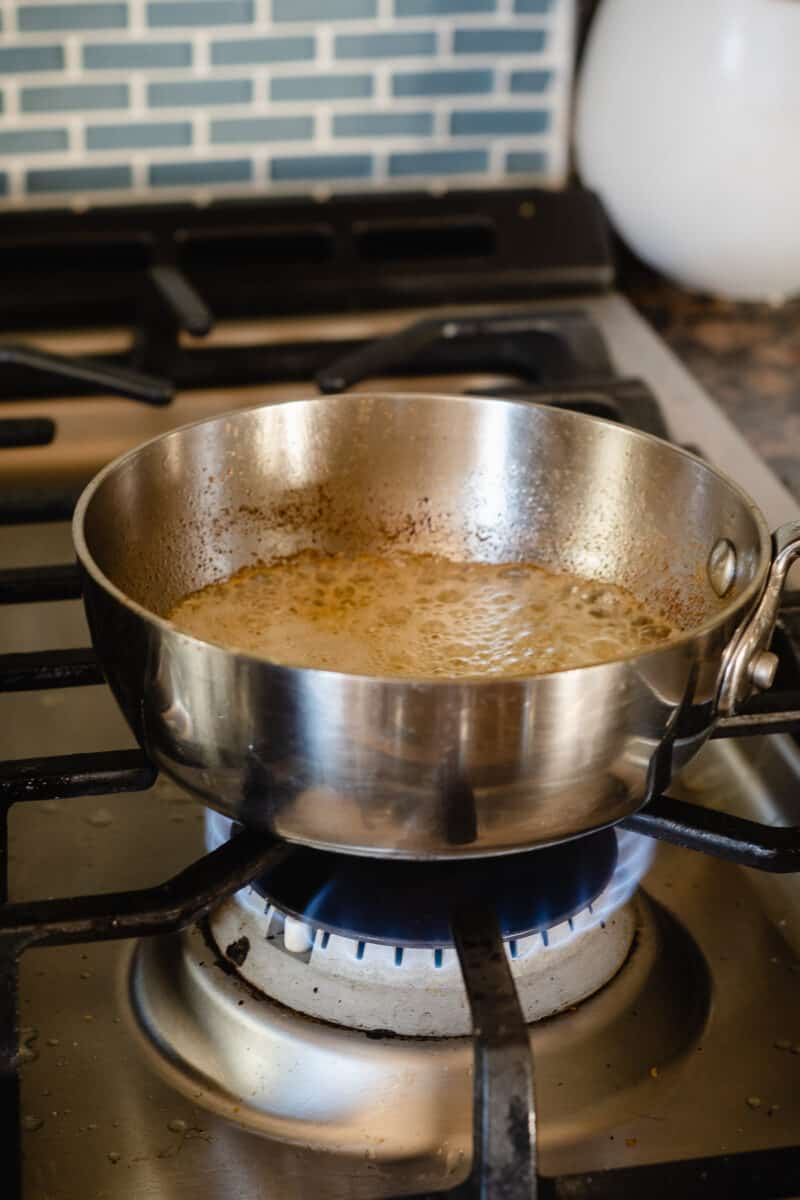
209,885,636,1036
203,814,654,1035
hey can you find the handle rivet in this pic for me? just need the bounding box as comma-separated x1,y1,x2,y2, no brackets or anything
708,538,737,597
749,650,779,691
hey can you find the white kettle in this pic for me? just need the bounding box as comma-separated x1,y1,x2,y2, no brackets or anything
574,0,800,302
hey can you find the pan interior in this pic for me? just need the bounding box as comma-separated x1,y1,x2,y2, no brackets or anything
78,393,766,641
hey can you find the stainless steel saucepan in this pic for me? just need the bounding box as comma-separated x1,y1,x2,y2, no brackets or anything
73,393,800,859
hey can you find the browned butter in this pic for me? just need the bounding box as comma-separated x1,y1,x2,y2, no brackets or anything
168,551,677,678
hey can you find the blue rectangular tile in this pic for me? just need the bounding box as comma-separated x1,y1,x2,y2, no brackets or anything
27,164,131,193
0,46,64,74
451,108,549,135
147,2,253,25
453,28,546,53
21,83,128,113
211,36,314,66
270,73,372,101
150,157,251,186
333,111,433,137
18,4,127,31
211,115,313,143
510,69,552,93
84,41,192,69
335,31,436,58
87,121,191,149
271,153,372,181
392,68,491,96
514,0,552,11
273,0,376,17
389,148,487,176
396,0,494,12
506,150,547,173
0,128,68,155
148,78,251,106
0,173,7,196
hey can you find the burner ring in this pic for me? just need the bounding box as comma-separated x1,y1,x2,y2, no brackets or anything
251,829,617,948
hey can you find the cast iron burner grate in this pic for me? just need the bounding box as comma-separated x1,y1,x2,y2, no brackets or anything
1,188,611,421
0,303,665,525
0,189,611,338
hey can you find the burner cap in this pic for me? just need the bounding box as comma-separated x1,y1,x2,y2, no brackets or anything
252,830,617,948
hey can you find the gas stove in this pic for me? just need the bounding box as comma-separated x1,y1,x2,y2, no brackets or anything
2,189,800,1200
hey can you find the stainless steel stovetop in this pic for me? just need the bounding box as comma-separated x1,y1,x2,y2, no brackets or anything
5,293,800,1199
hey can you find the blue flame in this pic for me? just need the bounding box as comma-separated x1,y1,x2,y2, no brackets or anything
206,811,656,953
303,877,337,926
595,827,656,918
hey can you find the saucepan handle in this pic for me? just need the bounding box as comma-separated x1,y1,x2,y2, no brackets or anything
716,519,800,716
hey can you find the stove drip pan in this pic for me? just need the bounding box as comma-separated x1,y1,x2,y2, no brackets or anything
128,895,709,1161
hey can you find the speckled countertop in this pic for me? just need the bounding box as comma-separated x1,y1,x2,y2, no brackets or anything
622,260,800,503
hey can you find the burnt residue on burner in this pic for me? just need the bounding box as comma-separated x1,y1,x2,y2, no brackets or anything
200,918,434,1041
200,919,270,1004
225,936,250,967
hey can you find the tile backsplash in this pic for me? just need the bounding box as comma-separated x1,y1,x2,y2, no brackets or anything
0,0,574,209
